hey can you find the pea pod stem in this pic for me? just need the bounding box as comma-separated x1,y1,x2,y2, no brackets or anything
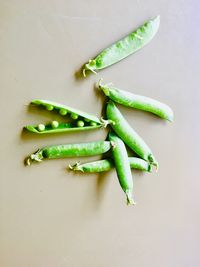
100,117,115,127
69,157,153,173
26,141,111,165
99,79,174,121
83,61,97,77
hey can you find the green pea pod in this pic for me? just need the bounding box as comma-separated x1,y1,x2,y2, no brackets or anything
24,99,111,134
69,157,152,173
106,101,158,167
99,79,174,122
25,123,101,134
108,132,135,205
26,141,111,165
83,15,160,76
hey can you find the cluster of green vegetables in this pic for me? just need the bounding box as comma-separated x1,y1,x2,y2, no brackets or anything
25,15,173,204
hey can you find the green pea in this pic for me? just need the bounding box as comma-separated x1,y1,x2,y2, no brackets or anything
37,124,45,132
90,121,97,126
51,121,59,129
77,120,84,127
83,16,160,76
46,104,54,111
84,118,90,122
99,79,174,122
106,101,158,167
71,113,78,120
59,109,67,116
26,141,112,164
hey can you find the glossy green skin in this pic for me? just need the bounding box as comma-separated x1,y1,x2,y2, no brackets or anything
83,16,160,75
106,101,158,166
27,141,111,163
70,157,152,173
100,82,174,121
25,99,102,134
109,132,135,205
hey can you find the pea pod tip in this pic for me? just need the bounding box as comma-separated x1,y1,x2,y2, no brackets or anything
151,15,160,27
31,99,43,105
167,114,174,122
126,191,136,206
24,125,37,133
98,79,111,97
155,15,160,21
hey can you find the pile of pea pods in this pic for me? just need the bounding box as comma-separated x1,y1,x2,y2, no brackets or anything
25,15,174,205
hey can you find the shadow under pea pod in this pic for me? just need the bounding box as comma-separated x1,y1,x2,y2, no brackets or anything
74,66,85,81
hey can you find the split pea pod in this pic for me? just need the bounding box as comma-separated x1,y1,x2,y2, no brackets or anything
109,132,135,205
25,99,112,134
26,141,111,165
99,80,174,121
83,16,160,76
106,101,158,167
69,157,152,173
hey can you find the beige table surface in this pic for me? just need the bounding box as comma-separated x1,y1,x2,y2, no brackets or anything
0,0,200,266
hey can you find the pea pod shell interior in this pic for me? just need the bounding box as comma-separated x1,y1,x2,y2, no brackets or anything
31,99,101,124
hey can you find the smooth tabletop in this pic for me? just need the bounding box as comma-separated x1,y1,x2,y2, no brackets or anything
0,0,200,266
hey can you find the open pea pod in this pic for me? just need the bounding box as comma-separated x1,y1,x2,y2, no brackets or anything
24,99,111,134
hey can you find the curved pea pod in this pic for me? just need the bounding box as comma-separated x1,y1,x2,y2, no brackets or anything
106,101,158,167
69,157,152,173
24,99,111,134
108,132,135,205
26,141,111,165
99,80,174,122
83,15,160,76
